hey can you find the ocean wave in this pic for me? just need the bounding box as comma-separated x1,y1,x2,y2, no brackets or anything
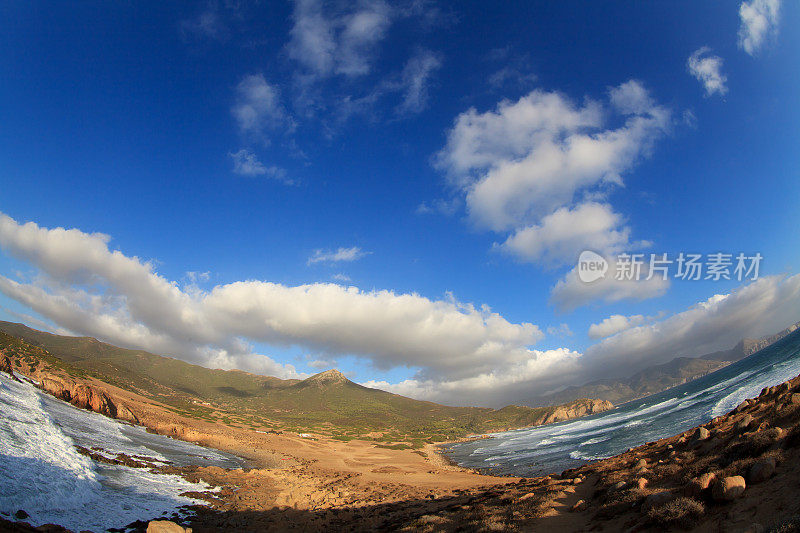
0,374,223,532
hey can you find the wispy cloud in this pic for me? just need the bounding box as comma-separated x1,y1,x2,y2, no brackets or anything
287,0,391,79
396,50,442,115
687,47,728,97
229,149,290,183
307,246,371,265
231,74,291,143
180,3,227,42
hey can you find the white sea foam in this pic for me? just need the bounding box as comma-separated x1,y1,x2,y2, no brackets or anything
445,332,800,476
0,374,226,532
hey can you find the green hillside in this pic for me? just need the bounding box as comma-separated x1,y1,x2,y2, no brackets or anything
0,321,609,443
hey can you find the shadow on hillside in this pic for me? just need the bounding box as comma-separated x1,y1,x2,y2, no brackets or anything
176,484,588,533
214,386,254,398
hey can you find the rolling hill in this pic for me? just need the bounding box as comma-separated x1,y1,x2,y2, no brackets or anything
0,321,612,443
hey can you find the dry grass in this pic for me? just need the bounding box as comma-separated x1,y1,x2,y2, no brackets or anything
767,515,800,532
646,497,704,529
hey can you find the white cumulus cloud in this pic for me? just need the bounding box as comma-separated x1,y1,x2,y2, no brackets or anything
500,202,640,268
550,255,670,312
434,80,670,279
582,274,800,380
366,275,800,406
738,0,782,56
588,313,647,339
0,213,544,385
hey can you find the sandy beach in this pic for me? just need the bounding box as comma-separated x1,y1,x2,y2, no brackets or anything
6,357,800,532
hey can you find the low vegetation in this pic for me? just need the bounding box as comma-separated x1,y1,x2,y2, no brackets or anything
0,321,610,442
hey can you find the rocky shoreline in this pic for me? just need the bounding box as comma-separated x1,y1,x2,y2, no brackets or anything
5,354,800,531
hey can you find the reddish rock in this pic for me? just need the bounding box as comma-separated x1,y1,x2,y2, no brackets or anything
692,427,711,443
146,521,192,533
571,499,587,512
39,375,138,423
685,472,716,498
712,476,746,501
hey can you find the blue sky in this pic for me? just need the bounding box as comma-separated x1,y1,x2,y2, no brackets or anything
0,1,798,406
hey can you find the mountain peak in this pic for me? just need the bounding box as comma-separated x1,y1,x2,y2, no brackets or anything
304,369,349,385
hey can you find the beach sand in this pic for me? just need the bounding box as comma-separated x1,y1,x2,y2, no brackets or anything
5,364,800,531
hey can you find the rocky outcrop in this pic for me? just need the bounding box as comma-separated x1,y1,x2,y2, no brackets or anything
1,355,22,382
38,374,139,424
295,369,350,387
541,399,614,425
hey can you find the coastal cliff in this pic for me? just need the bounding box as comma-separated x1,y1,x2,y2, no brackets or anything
540,398,614,425
38,374,139,424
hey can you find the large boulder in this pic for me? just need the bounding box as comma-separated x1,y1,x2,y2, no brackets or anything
712,476,746,502
643,491,675,511
747,457,776,484
735,415,754,433
685,472,716,498
692,427,711,444
146,520,192,533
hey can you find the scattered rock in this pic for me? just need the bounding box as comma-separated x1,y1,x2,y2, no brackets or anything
571,499,587,512
643,491,674,511
519,492,536,501
611,481,627,491
14,510,28,520
711,476,746,502
146,520,192,533
634,458,647,469
789,394,800,405
747,457,776,484
736,415,754,432
692,427,710,443
684,472,716,499
636,477,648,490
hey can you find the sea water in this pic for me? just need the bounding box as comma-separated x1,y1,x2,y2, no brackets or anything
0,373,244,532
443,328,800,477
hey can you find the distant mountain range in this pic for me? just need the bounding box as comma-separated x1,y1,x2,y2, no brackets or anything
528,321,800,407
0,321,611,442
